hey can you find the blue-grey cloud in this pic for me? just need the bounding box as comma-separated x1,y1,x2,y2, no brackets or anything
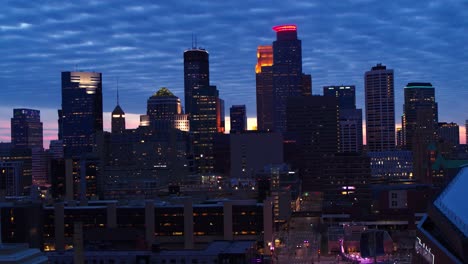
0,0,467,143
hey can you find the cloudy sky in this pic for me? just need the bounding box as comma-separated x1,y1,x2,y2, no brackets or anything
0,0,467,146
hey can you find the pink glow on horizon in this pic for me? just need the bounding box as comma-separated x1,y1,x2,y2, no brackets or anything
1,113,467,148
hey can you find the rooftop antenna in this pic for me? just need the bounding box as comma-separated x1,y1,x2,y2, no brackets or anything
195,35,198,49
191,33,195,49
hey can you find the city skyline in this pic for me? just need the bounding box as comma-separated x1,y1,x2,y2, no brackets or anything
1,0,467,146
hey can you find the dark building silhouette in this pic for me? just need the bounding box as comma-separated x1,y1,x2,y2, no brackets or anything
402,83,438,182
147,87,189,132
255,45,274,131
61,71,103,158
190,85,223,174
229,105,247,133
272,25,305,133
256,25,312,133
323,85,363,153
437,122,459,156
286,95,339,191
11,109,43,149
184,49,209,115
365,64,395,151
111,89,125,134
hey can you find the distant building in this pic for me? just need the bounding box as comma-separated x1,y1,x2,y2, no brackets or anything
111,104,125,134
368,150,413,180
438,122,459,147
365,64,395,151
402,83,438,182
396,127,404,148
286,95,339,191
323,85,363,153
61,71,103,158
229,105,247,133
190,85,223,174
147,87,189,132
48,140,64,159
11,109,43,149
184,49,209,115
255,45,274,131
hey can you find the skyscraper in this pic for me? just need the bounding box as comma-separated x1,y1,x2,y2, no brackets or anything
438,122,459,148
61,71,103,158
111,87,125,134
147,87,189,132
184,49,209,115
272,25,304,133
402,83,438,150
365,64,395,151
256,45,274,131
402,82,438,182
323,85,363,153
286,95,339,191
11,109,43,149
190,85,222,174
230,105,247,133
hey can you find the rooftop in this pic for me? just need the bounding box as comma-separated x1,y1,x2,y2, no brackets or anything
152,87,175,97
434,165,468,237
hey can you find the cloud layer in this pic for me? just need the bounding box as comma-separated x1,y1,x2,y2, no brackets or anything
0,0,467,144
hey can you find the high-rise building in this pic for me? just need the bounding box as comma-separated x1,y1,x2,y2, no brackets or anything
11,109,43,149
190,85,223,174
184,49,209,115
147,87,189,132
111,89,125,134
286,95,339,191
402,82,438,182
438,122,459,148
255,45,274,131
61,71,103,158
272,25,304,133
403,83,438,150
323,85,363,153
229,105,247,133
364,64,395,151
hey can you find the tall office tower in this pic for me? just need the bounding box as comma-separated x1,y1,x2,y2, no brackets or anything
286,95,339,191
365,64,395,151
323,85,363,153
147,87,189,132
230,105,247,133
403,83,438,150
61,71,103,158
256,45,274,131
49,140,64,159
184,49,209,115
111,89,125,134
11,109,43,149
190,85,222,174
31,147,48,186
272,25,305,133
403,83,438,182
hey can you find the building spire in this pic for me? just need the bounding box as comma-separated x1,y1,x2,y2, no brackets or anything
116,78,120,106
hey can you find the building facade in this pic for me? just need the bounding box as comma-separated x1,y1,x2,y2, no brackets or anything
323,85,363,153
147,87,189,132
364,64,395,151
229,105,247,133
10,108,43,149
61,71,103,158
255,45,274,131
184,49,209,115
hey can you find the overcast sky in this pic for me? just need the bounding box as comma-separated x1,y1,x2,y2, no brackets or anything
1,0,467,146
